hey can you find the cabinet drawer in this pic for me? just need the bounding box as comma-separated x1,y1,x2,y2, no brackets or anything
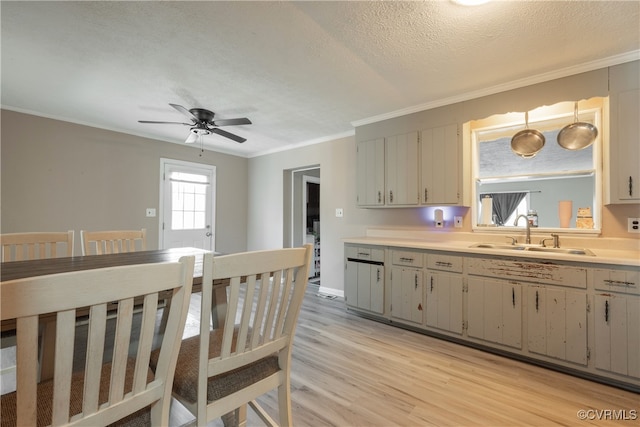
594,268,640,295
346,246,384,263
392,250,424,268
427,254,463,273
467,257,587,289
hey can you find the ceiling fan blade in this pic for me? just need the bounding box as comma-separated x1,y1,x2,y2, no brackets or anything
184,132,198,144
211,128,246,143
138,120,192,125
169,103,198,122
212,117,252,127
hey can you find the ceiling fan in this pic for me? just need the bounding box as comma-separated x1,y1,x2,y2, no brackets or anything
139,103,251,143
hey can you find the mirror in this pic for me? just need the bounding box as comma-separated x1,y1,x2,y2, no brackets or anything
469,98,605,232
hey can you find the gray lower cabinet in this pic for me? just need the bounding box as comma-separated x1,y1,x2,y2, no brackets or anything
594,293,640,379
390,249,424,324
343,242,640,389
425,254,464,335
390,266,423,324
593,266,640,379
467,277,522,349
527,286,588,365
425,271,463,334
345,245,384,314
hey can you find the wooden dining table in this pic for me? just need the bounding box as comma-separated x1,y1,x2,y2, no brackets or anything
0,247,227,380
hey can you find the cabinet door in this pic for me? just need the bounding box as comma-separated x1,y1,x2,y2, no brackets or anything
528,286,587,364
467,278,522,348
563,290,588,365
370,265,384,314
345,260,359,308
357,263,372,311
501,282,521,348
594,293,640,378
527,286,547,355
420,124,459,205
391,267,423,324
386,132,419,205
426,272,463,334
616,89,640,201
357,139,385,206
467,277,486,341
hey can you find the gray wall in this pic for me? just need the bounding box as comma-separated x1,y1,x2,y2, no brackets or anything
1,111,249,255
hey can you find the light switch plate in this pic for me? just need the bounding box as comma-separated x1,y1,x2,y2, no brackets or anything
335,208,344,218
628,217,640,233
146,208,156,218
454,216,463,228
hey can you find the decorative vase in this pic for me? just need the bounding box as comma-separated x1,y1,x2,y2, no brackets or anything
558,200,573,228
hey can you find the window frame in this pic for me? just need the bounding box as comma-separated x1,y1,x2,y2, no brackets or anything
468,98,605,234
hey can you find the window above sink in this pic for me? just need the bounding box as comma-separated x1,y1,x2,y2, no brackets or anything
467,97,606,234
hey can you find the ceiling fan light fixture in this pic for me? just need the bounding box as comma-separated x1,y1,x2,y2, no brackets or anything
190,128,211,136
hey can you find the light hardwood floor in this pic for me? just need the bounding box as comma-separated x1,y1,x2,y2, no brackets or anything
172,281,639,427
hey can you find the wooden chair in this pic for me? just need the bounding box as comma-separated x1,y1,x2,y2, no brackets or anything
81,229,146,255
0,256,195,426
1,231,74,261
162,244,313,427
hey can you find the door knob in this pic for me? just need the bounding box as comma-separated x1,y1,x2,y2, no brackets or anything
206,232,212,237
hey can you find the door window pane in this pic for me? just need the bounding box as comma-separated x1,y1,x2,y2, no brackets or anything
170,172,209,231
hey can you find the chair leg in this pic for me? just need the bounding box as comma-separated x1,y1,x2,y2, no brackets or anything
248,400,279,427
221,405,247,427
277,382,293,427
237,404,247,427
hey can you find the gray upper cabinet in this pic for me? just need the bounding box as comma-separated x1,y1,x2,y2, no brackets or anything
607,61,639,204
357,138,385,206
613,88,640,202
420,124,460,205
356,126,462,208
386,132,419,206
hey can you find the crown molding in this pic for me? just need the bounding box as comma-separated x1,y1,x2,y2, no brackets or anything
351,50,640,128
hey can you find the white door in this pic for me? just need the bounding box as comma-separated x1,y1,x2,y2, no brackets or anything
160,159,215,250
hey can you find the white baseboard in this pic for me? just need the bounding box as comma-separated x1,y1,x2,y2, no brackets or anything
319,286,344,299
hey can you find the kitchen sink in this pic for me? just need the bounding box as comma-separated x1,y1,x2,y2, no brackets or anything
470,243,526,250
470,243,595,256
525,246,595,256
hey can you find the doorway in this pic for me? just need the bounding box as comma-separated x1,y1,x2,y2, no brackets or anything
159,159,216,250
285,167,320,278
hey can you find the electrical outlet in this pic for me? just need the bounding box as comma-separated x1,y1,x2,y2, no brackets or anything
146,208,156,218
335,208,344,218
454,216,463,228
628,217,640,233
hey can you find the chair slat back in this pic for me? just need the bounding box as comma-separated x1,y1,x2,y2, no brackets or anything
1,231,74,261
0,256,195,426
200,245,312,378
81,229,146,255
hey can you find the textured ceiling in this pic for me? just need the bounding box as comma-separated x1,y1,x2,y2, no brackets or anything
1,1,639,158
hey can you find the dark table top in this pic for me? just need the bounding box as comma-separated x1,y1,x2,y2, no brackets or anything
0,247,210,283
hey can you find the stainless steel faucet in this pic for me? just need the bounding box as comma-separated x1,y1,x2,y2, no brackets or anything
514,214,531,244
541,233,560,248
